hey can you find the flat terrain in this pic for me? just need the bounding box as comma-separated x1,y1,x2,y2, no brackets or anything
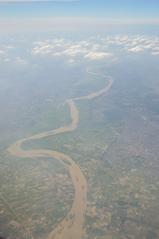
7,75,113,239
1,50,159,239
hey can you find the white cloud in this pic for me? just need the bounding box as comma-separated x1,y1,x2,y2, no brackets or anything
0,44,29,65
84,52,112,60
152,51,159,56
1,35,159,67
103,35,159,55
0,50,6,57
128,46,144,53
32,39,114,62
31,36,159,62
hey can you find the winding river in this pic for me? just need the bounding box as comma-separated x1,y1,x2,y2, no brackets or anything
7,73,114,239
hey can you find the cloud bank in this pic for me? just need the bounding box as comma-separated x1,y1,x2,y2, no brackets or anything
32,39,114,62
0,35,159,67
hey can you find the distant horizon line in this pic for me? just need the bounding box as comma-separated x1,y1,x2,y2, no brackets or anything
0,17,159,34
1,17,159,25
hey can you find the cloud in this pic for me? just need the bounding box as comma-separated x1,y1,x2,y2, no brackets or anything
31,35,159,63
84,52,113,60
0,44,29,65
1,35,159,67
128,46,144,53
0,49,7,57
152,51,159,56
102,35,159,55
32,39,114,62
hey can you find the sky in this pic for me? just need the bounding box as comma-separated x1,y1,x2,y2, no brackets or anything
0,0,159,19
0,0,159,33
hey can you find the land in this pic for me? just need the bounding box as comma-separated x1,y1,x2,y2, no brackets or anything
1,62,159,239
7,74,113,239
